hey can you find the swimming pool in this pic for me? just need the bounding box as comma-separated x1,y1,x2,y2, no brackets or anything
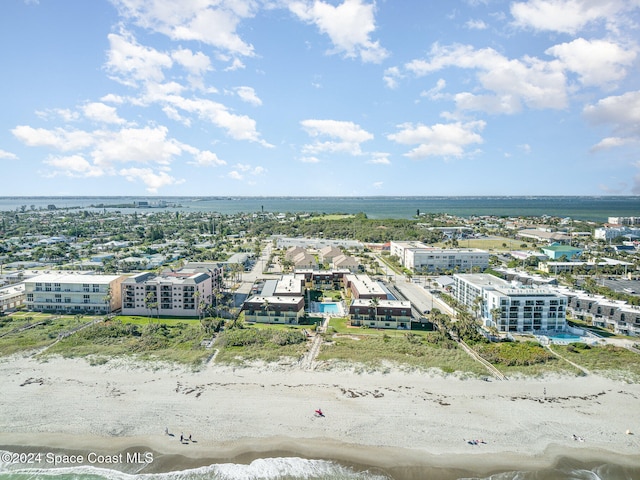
317,302,341,314
547,333,583,344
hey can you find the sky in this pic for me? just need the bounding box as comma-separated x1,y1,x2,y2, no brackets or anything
1,0,639,197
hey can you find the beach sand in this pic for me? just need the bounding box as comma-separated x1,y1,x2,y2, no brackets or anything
1,354,639,478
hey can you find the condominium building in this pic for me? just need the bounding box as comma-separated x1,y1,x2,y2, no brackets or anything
390,242,488,273
349,298,412,329
121,271,212,317
0,283,25,313
344,274,387,300
24,272,124,314
453,274,567,333
241,295,305,324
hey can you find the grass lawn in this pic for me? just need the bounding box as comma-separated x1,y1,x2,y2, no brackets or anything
550,343,640,382
434,237,522,252
326,318,426,338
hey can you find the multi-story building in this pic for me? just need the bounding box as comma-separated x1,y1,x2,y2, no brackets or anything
121,271,212,317
241,295,305,324
0,283,25,313
595,226,640,241
390,242,488,273
349,298,412,329
344,274,387,300
566,291,640,337
453,274,567,333
24,272,124,314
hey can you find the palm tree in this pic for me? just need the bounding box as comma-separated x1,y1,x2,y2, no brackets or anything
368,297,380,323
102,286,112,315
262,298,272,323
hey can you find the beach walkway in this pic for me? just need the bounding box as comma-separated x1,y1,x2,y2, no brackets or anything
459,339,507,381
545,344,590,375
299,318,329,370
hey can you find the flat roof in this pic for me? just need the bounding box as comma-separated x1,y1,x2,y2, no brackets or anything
27,273,123,284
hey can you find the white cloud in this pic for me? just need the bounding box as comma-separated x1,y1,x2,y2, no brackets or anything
510,0,630,34
590,136,636,152
82,102,126,125
106,30,173,87
191,150,227,167
383,66,402,89
301,119,373,155
110,0,256,56
546,38,636,88
161,94,272,145
420,78,447,100
171,48,212,76
36,108,80,122
43,154,104,177
300,156,320,163
235,86,263,106
288,0,388,63
367,152,391,164
584,90,640,138
584,91,640,158
224,58,246,71
0,149,18,160
372,181,383,188
405,43,567,113
388,120,485,159
119,167,182,193
11,126,95,151
91,126,183,167
465,19,487,30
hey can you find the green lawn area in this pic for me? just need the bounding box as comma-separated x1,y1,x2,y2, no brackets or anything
550,343,640,382
435,237,521,252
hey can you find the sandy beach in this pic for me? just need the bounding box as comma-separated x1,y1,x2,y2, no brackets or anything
1,354,639,478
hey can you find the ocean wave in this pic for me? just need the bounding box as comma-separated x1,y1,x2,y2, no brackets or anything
0,455,391,480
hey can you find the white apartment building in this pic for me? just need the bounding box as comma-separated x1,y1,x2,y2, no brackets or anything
390,241,489,273
121,271,212,317
0,283,25,313
595,226,640,241
453,274,567,333
24,272,124,314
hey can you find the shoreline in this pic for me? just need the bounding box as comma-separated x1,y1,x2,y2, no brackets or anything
1,355,640,478
2,435,640,479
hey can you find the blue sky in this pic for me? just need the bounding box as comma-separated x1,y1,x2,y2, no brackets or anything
1,0,639,196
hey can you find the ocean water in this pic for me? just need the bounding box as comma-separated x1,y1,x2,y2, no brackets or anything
0,196,637,221
1,454,639,480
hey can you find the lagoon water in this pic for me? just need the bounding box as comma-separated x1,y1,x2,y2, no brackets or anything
0,196,637,221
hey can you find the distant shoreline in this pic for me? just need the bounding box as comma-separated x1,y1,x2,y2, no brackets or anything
1,195,637,221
